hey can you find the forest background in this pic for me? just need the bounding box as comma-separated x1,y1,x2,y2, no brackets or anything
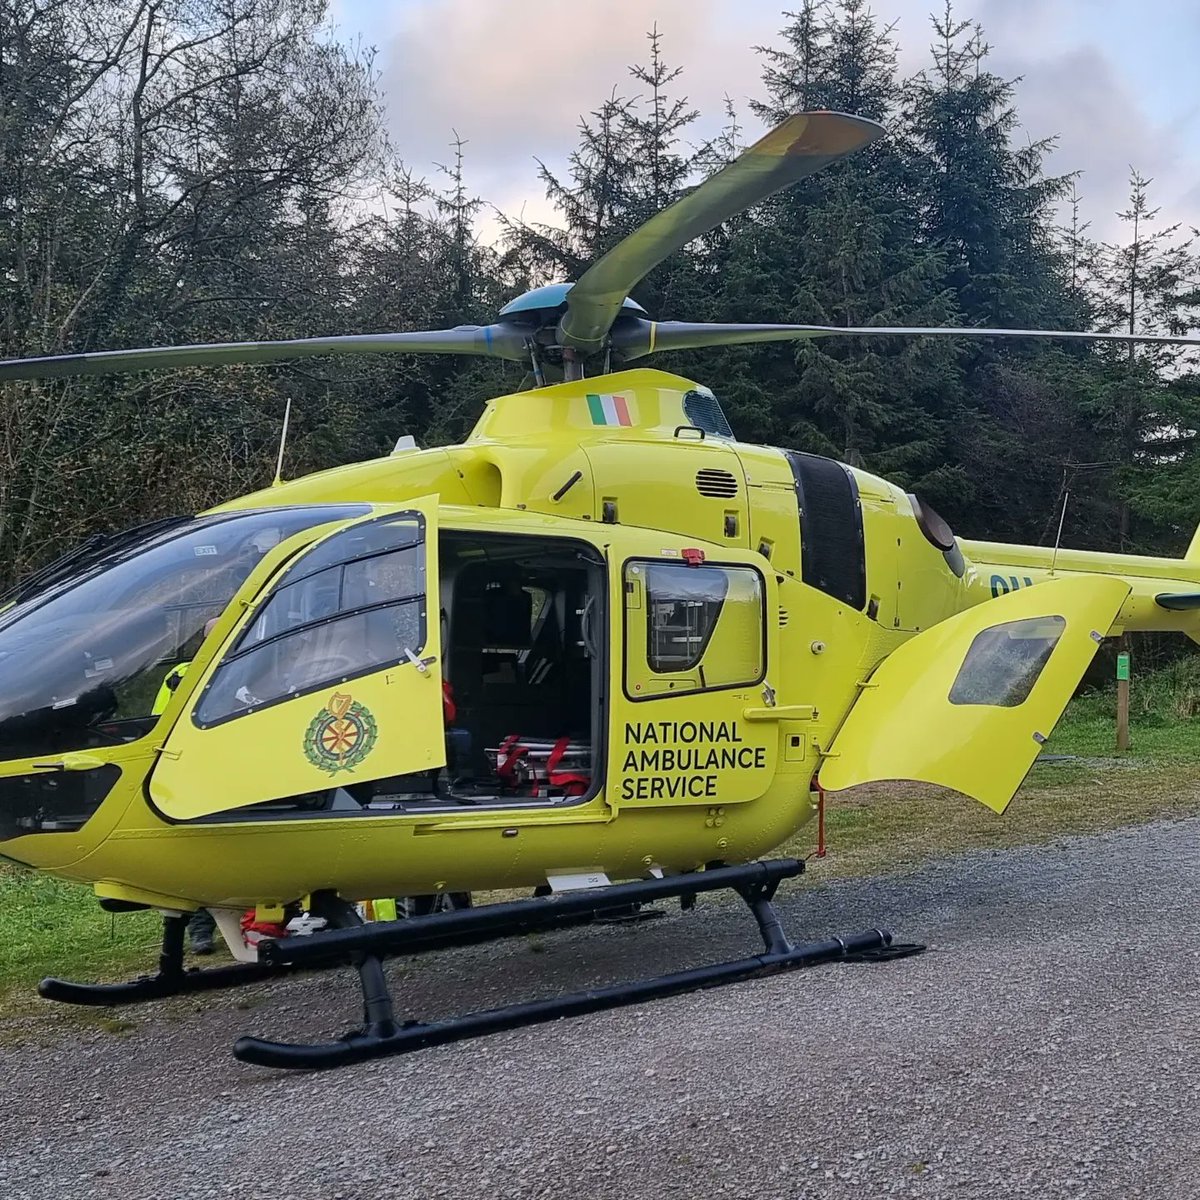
2,0,1198,606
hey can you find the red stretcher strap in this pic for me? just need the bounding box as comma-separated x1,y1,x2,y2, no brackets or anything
496,734,536,795
546,735,589,797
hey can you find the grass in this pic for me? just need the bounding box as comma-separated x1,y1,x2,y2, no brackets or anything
0,871,164,1028
3,694,1199,1029
1048,715,1200,759
784,704,1200,880
791,757,1200,881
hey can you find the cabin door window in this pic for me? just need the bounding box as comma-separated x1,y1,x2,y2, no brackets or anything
625,561,765,699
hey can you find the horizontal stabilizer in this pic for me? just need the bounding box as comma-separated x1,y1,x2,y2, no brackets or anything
1154,593,1200,611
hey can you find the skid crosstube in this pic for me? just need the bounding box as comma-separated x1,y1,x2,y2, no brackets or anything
257,858,808,969
234,859,924,1072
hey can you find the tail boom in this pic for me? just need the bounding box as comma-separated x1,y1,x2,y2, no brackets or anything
960,539,1200,637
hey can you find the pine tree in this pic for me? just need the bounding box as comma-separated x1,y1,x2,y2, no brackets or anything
903,4,1090,541
1092,170,1200,552
434,133,486,317
715,0,964,508
618,25,709,322
755,0,828,117
423,134,513,443
905,5,1072,330
1061,179,1093,319
625,25,697,218
351,136,514,449
500,88,638,286
4,1,1199,588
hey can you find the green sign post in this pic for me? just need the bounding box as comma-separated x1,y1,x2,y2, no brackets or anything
1116,647,1131,750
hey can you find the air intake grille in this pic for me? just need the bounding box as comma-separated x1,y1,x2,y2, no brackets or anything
695,468,739,498
784,450,866,611
779,608,790,627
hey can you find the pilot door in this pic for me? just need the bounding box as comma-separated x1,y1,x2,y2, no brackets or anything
612,546,779,808
150,500,444,821
820,575,1130,812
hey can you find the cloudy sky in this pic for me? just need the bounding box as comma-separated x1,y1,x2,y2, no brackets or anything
328,0,1200,245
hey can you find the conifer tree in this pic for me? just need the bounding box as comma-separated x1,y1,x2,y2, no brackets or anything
903,4,1084,541
353,135,512,448
501,24,710,317
1092,171,1200,551
904,4,1069,329
3,0,1200,589
501,89,638,285
619,25,709,322
719,0,964,508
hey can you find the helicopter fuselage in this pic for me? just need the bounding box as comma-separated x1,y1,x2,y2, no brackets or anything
0,369,1194,914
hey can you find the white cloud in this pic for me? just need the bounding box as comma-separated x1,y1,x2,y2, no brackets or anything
346,0,1200,248
363,0,784,205
374,2,729,161
969,1,1199,239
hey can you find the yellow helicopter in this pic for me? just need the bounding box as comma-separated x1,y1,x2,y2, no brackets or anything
2,111,1198,1070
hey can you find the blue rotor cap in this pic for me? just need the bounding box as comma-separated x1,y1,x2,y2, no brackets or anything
499,283,647,320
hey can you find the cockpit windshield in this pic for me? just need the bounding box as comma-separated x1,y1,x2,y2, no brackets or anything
0,505,368,762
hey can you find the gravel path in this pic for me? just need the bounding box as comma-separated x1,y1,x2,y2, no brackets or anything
5,816,1200,1200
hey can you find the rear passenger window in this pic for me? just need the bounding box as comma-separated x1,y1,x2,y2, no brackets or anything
625,561,764,699
949,616,1065,707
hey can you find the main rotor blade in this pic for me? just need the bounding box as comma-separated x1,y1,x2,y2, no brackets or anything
559,111,885,355
0,325,530,383
610,319,1200,359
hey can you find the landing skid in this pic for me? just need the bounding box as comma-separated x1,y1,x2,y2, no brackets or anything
38,913,286,1006
37,859,924,1070
233,859,924,1071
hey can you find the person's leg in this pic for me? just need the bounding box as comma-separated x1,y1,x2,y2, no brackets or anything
188,908,216,954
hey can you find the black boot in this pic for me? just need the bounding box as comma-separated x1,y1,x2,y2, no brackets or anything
188,908,216,955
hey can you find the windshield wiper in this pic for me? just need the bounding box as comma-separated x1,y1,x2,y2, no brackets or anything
0,515,192,609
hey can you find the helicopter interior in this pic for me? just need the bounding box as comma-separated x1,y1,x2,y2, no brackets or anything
188,527,607,822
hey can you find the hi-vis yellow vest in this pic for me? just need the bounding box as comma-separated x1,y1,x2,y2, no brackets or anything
151,662,190,716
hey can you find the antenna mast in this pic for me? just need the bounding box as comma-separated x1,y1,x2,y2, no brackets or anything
272,398,292,488
1049,490,1070,576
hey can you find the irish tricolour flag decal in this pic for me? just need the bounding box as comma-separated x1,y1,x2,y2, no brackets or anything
586,392,635,427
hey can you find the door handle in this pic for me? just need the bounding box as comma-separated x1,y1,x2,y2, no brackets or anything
741,705,816,722
32,752,106,771
403,648,438,676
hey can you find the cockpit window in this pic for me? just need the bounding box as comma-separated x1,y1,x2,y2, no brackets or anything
193,513,428,726
0,506,368,762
